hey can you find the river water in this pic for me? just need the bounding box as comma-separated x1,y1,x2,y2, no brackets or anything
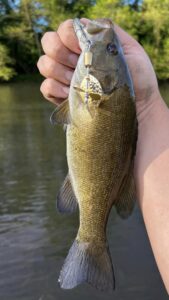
0,82,169,300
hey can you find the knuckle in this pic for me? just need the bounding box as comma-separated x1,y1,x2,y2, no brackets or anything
37,55,56,79
36,58,40,70
40,79,59,103
41,32,48,47
41,31,62,59
46,61,55,77
38,55,56,78
44,79,52,94
58,19,73,41
40,79,50,96
41,31,55,51
40,81,45,95
54,40,62,57
41,79,54,98
36,55,44,71
57,21,64,31
58,19,73,32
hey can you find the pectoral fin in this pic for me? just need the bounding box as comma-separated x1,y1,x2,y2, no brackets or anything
50,99,71,125
57,174,78,214
73,85,84,93
115,170,136,219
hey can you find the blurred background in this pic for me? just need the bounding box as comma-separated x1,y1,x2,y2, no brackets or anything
0,1,169,300
0,0,169,81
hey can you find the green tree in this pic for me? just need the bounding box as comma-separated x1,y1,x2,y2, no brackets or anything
139,0,169,79
0,44,16,81
0,0,18,80
0,0,95,81
88,0,169,80
0,0,168,81
42,0,94,30
0,0,47,77
89,0,141,38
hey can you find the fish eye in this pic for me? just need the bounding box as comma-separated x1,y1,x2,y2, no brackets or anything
107,43,118,55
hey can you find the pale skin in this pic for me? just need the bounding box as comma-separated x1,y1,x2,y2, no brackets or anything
37,19,169,293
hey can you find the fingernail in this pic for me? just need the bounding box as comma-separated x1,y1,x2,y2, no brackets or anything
69,54,78,66
65,70,73,81
62,86,70,96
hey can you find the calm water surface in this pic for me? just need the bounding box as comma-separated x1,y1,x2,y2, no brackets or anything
0,82,169,300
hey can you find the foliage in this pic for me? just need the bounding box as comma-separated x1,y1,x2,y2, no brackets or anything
89,0,169,80
0,44,16,81
0,0,47,77
41,0,95,30
89,0,141,38
140,0,169,79
0,0,168,81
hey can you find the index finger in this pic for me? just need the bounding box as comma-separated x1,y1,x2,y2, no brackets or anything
57,19,81,54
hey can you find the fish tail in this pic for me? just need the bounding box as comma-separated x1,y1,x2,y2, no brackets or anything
58,239,115,291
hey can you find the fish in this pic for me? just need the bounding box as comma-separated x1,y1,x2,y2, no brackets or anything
50,18,138,291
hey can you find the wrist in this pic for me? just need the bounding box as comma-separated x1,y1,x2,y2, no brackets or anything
136,89,165,124
134,91,169,204
137,91,169,137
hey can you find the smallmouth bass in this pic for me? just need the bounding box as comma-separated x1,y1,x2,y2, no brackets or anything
51,18,137,291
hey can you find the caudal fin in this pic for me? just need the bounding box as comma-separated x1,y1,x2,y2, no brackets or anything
58,239,115,291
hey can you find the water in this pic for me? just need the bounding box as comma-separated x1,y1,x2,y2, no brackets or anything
0,81,169,300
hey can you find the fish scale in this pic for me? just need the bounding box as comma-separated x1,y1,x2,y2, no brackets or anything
51,18,137,291
68,87,135,239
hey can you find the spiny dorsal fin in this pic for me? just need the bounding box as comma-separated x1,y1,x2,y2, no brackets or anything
57,174,78,214
115,170,136,219
50,99,70,125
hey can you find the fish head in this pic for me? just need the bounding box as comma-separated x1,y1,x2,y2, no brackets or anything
73,18,134,96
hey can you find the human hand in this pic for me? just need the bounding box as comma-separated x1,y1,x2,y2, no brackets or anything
37,19,81,105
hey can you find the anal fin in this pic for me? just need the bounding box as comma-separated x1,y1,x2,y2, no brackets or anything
115,170,136,219
57,174,78,214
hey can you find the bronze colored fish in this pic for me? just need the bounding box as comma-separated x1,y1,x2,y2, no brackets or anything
51,18,137,291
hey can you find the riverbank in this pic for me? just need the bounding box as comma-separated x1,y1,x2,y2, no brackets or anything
0,73,43,85
0,73,169,84
0,74,169,105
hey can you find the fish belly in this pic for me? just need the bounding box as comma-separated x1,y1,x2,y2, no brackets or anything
67,89,136,243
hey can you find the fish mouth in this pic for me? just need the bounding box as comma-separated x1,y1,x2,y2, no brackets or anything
73,18,91,48
73,18,111,48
